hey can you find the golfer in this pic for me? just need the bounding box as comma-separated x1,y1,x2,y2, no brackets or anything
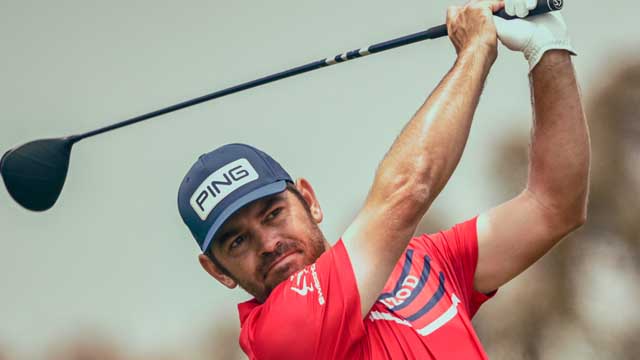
177,0,590,358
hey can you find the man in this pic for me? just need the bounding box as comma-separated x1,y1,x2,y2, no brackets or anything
177,0,590,358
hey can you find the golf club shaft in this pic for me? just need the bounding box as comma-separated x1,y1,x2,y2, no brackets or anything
70,26,445,143
70,0,562,143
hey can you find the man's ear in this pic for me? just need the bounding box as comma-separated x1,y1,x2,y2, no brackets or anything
295,178,323,224
198,253,238,289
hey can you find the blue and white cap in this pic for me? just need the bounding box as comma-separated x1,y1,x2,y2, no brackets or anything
178,143,293,253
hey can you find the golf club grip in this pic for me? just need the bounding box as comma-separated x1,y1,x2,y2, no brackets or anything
418,0,564,39
368,0,564,51
495,0,563,20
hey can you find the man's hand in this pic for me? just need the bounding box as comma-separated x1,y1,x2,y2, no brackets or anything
446,0,505,62
494,0,576,71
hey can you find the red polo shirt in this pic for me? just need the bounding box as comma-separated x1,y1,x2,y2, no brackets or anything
238,218,496,359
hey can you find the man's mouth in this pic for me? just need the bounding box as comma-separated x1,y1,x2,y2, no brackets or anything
264,251,298,278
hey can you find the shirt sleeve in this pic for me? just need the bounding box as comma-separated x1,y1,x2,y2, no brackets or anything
414,217,496,318
239,240,365,360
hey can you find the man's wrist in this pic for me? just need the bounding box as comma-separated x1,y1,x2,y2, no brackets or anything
456,43,496,73
531,50,573,76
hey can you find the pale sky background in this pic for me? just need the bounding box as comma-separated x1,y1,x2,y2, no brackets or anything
1,0,637,358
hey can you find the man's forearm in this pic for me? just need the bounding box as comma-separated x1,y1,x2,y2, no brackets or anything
527,50,590,225
368,48,493,224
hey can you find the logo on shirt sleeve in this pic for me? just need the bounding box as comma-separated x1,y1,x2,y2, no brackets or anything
289,264,325,305
290,269,314,296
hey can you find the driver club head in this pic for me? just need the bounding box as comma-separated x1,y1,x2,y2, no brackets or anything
1,138,74,211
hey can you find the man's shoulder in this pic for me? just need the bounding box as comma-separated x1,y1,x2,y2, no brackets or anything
405,231,441,254
238,282,323,358
238,239,349,325
407,218,479,252
238,239,363,359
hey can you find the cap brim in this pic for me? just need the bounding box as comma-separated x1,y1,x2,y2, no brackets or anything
200,180,288,253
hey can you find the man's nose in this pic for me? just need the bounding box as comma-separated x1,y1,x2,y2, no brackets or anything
258,228,282,256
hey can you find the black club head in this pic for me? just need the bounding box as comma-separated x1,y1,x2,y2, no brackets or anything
1,138,74,211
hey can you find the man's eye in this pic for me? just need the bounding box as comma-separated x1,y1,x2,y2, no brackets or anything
266,208,282,221
229,236,245,250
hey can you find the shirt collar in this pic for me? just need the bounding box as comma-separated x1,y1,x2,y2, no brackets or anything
237,298,261,325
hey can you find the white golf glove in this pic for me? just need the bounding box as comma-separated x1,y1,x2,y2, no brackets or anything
494,0,576,71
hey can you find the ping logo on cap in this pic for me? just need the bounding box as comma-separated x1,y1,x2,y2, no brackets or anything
190,158,259,220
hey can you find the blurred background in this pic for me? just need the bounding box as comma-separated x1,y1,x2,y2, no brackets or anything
0,0,638,359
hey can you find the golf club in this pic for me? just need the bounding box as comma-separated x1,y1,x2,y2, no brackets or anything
1,0,563,212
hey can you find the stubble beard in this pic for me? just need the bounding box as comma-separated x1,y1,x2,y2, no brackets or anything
245,221,328,303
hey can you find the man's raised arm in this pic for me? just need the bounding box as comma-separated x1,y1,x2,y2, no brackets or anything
342,0,504,317
474,50,590,293
474,6,591,293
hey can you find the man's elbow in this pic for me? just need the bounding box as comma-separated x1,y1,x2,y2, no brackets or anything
556,204,587,236
388,179,433,226
529,189,588,236
566,191,589,230
369,175,433,229
570,208,587,230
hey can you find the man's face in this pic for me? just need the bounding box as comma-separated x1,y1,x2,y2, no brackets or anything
206,184,328,302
